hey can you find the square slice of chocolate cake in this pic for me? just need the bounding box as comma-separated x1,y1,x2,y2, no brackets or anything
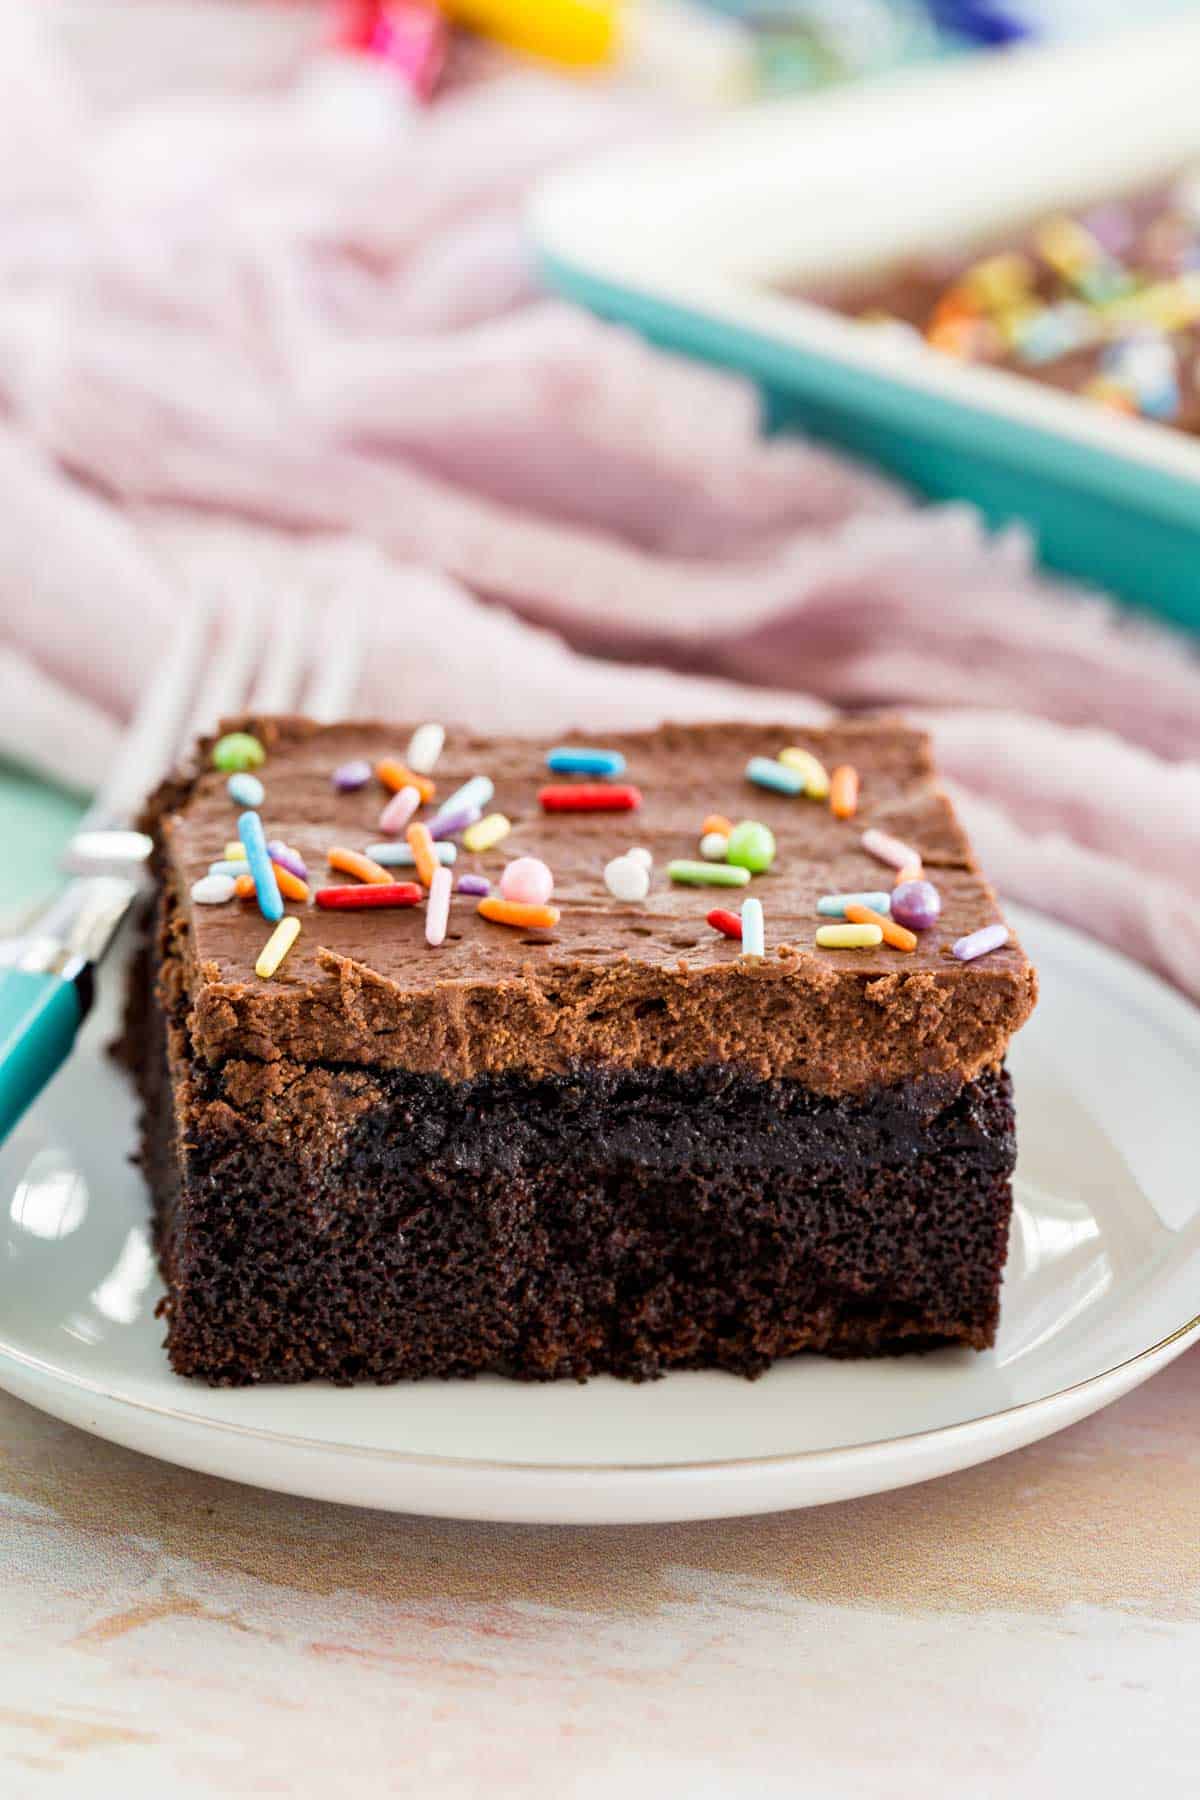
128,718,1036,1385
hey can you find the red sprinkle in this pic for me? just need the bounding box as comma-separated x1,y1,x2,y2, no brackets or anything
707,908,743,941
539,784,642,813
315,882,422,910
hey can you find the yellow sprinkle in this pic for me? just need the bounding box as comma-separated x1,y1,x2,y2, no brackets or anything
223,841,247,861
778,746,830,799
815,923,883,950
462,812,511,854
961,252,1033,311
255,916,301,980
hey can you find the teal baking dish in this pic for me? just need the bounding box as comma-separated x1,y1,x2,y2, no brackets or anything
531,20,1200,630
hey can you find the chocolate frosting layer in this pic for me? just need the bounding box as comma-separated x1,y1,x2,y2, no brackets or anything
147,717,1036,1094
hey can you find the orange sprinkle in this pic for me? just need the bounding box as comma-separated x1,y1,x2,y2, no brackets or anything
829,765,859,820
376,758,436,803
845,902,917,952
234,873,255,900
405,822,438,887
702,813,733,838
328,845,393,885
894,860,923,886
271,862,310,904
478,896,560,931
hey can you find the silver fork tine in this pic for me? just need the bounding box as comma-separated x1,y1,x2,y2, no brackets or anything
74,590,216,839
303,586,365,721
185,584,265,745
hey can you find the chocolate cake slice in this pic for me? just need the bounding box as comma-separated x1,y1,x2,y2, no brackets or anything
128,718,1036,1386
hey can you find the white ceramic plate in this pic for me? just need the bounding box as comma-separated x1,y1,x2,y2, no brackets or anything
1,904,1198,1524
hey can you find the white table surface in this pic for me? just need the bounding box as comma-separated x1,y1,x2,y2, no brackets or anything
2,1345,1198,1798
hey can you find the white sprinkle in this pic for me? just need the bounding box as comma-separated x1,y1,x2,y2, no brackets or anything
406,722,445,775
192,874,236,905
604,855,650,902
862,827,920,871
425,864,452,947
741,896,765,958
627,846,653,871
699,831,730,861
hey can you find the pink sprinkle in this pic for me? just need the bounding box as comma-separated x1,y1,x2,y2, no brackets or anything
425,863,452,947
267,841,308,881
862,827,921,871
953,923,1010,962
379,785,422,836
499,856,554,906
456,873,490,897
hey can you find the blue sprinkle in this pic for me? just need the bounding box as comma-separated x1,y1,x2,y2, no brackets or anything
228,772,265,808
209,860,249,880
364,840,457,867
741,897,765,959
546,746,627,777
817,891,893,918
746,756,806,796
237,810,283,923
438,775,493,817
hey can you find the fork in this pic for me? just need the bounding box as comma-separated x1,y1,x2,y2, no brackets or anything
0,583,364,1143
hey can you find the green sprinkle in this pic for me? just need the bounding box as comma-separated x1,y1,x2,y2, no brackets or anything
668,860,752,888
726,820,776,874
213,731,266,773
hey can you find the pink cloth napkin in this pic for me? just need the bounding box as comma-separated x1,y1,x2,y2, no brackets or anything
2,3,1199,998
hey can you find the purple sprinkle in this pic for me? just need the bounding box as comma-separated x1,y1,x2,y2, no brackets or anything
333,758,372,793
953,923,1010,963
267,841,308,882
429,803,482,841
891,879,941,932
456,874,490,897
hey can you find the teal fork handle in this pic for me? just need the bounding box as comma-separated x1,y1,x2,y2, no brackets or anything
0,967,84,1143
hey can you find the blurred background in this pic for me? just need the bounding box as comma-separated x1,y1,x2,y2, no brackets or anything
2,0,1198,997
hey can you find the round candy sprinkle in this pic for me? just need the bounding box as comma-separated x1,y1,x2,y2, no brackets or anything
191,873,236,905
463,813,512,854
227,771,264,808
707,907,742,940
740,896,765,959
365,840,456,868
817,891,892,918
425,864,452,948
267,841,308,882
478,897,560,931
604,855,650,902
546,746,627,777
953,923,1010,962
862,827,920,871
406,722,445,776
256,916,301,981
333,759,372,793
745,756,805,797
699,831,730,861
668,860,750,888
315,882,422,911
237,810,283,923
213,732,265,774
815,923,883,949
500,857,554,906
539,784,641,813
726,820,776,874
456,873,490,897
627,847,653,871
891,880,942,932
379,785,422,836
